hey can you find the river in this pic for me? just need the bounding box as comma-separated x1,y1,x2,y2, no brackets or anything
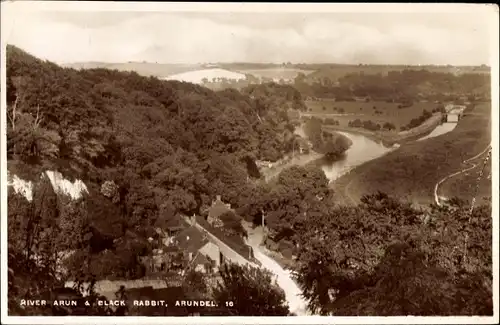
417,122,457,142
298,122,458,182
320,131,393,181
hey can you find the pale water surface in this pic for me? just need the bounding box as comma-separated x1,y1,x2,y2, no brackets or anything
321,132,393,181
417,122,457,141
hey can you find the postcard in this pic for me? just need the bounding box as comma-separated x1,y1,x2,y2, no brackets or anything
1,2,498,324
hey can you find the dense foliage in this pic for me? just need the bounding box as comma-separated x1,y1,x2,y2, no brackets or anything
291,193,492,315
213,263,290,316
400,109,433,131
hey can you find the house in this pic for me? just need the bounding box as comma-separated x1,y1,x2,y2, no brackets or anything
198,241,223,268
173,226,222,273
140,245,183,274
188,253,213,273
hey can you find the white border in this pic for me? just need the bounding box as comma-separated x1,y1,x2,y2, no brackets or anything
1,2,498,325
0,1,498,13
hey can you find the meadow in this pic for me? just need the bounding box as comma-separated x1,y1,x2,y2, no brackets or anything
305,99,441,129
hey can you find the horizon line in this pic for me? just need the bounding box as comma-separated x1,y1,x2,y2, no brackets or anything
61,61,491,68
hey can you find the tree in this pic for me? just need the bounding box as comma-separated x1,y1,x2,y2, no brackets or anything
182,270,210,300
382,122,396,131
213,262,290,316
260,165,333,240
219,211,248,238
303,118,324,150
329,242,492,316
292,193,492,316
319,132,352,158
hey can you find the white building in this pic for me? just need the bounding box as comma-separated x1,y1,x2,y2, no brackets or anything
447,107,465,123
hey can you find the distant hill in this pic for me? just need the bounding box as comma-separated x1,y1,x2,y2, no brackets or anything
163,68,247,84
62,61,203,78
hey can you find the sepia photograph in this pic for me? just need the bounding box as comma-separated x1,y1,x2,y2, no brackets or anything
1,2,498,324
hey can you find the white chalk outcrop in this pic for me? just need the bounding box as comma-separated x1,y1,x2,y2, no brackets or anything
7,173,34,201
44,171,88,200
7,170,88,202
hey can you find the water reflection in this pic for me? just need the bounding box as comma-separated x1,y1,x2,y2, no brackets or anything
320,132,393,181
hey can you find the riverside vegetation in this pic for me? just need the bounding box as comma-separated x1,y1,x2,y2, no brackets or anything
6,45,492,316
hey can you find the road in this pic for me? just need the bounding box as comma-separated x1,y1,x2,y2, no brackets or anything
193,219,309,315
434,145,491,206
344,172,360,205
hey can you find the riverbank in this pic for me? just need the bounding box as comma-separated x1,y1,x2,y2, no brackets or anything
322,113,444,147
259,151,323,182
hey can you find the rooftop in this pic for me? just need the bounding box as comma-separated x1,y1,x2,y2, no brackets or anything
190,253,211,267
449,107,465,114
174,226,208,253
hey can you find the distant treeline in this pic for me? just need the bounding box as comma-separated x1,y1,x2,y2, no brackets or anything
293,69,490,103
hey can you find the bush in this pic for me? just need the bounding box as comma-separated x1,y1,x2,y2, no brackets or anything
382,122,396,131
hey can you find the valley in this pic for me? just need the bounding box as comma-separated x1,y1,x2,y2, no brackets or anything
5,44,493,318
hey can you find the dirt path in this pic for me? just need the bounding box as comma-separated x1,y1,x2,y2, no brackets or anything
344,177,360,205
434,145,491,205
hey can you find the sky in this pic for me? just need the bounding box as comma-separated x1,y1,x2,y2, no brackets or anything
2,3,496,66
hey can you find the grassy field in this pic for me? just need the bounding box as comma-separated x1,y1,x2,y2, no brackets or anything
322,113,443,147
331,102,491,206
305,100,441,129
236,68,314,80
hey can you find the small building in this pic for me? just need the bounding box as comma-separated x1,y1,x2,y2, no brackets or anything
447,107,465,123
173,226,222,273
140,245,183,275
295,137,312,154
